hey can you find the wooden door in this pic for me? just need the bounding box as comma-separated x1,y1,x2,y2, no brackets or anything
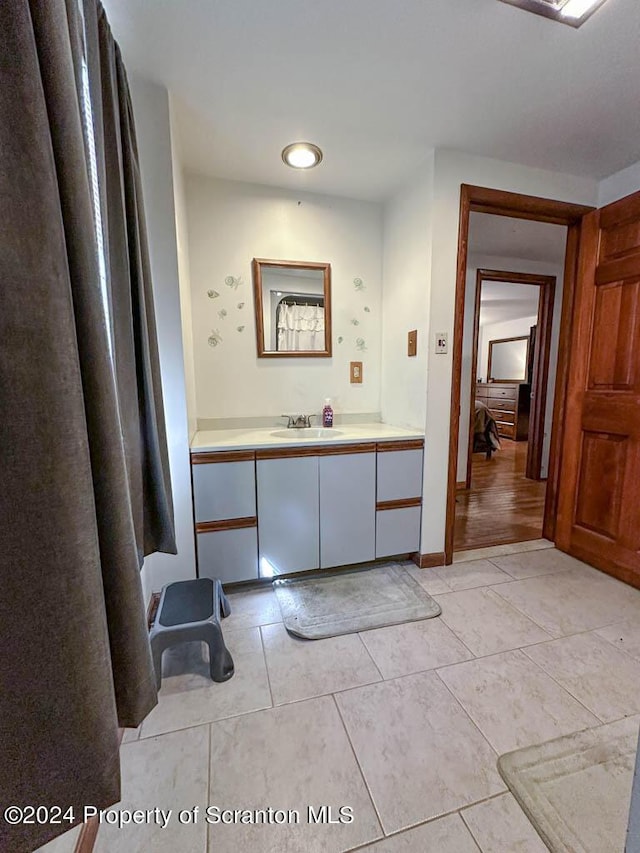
556,191,640,589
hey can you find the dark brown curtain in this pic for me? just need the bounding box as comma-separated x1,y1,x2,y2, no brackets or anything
0,1,176,850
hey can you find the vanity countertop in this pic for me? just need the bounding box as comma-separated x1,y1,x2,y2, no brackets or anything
190,422,424,453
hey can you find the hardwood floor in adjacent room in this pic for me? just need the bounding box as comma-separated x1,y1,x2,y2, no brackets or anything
454,441,546,552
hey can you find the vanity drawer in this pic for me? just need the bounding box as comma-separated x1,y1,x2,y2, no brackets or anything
375,506,421,558
196,524,259,583
192,456,256,523
377,448,423,501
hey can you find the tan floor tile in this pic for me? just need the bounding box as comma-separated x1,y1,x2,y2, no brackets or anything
94,726,209,853
490,548,586,580
224,586,282,629
208,696,382,853
461,793,547,852
406,564,451,595
335,671,505,834
596,618,640,662
523,632,640,722
261,622,381,705
437,559,512,591
140,627,271,737
434,587,551,657
438,650,599,754
492,567,640,637
358,813,479,852
360,617,472,679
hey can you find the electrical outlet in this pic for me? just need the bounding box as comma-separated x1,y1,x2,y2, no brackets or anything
350,361,363,384
435,332,448,354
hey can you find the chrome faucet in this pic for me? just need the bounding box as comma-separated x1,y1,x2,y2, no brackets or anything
282,414,316,429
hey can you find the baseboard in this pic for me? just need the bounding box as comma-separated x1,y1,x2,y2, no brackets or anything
412,551,446,569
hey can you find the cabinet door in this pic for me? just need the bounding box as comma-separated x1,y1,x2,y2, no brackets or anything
256,456,319,575
377,449,423,502
192,459,256,522
197,526,259,584
320,452,376,569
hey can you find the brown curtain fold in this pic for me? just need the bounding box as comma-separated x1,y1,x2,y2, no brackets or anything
1,1,176,850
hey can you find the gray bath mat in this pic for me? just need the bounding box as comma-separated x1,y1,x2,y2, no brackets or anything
498,715,640,853
273,563,441,640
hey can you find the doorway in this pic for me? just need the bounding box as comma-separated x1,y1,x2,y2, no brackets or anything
444,185,594,565
455,263,557,552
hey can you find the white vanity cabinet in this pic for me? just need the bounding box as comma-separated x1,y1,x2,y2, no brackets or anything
191,434,425,583
256,453,320,575
375,441,424,558
319,447,376,568
191,451,259,584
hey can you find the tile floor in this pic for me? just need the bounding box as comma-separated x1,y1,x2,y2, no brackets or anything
40,542,640,852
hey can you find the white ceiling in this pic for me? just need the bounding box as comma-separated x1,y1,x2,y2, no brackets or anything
479,281,541,325
468,213,568,264
103,0,640,201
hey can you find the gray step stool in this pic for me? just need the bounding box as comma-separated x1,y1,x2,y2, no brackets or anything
149,577,234,689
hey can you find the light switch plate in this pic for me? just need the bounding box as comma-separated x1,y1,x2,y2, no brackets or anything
350,361,363,384
435,332,448,354
407,330,418,357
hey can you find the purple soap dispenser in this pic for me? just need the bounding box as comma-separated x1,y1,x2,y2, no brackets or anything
322,398,334,428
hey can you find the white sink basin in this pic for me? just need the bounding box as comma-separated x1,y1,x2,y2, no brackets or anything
271,428,344,440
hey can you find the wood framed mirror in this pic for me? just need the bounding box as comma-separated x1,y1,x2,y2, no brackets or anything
252,258,332,358
487,335,530,383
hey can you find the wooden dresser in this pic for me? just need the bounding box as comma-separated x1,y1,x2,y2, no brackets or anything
476,382,530,441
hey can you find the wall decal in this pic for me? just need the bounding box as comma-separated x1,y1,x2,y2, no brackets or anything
208,329,223,347
350,318,360,326
355,337,367,352
237,325,245,333
207,289,220,299
337,336,344,344
237,302,245,309
225,275,243,290
364,306,370,313
353,277,365,291
218,308,228,319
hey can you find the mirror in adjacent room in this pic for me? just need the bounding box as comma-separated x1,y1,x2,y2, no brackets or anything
487,335,530,382
252,258,332,357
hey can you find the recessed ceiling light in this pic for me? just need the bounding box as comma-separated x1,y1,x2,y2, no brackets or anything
497,0,609,27
281,142,323,170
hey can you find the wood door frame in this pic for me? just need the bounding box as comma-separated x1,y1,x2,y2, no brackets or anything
464,268,556,490
445,185,594,564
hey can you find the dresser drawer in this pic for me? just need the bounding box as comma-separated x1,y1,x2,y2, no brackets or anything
487,385,517,400
497,421,516,439
488,397,516,412
492,409,515,425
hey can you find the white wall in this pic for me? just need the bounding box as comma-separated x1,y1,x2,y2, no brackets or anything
422,150,598,555
380,155,435,429
130,76,196,597
169,97,198,443
186,177,383,421
598,159,640,208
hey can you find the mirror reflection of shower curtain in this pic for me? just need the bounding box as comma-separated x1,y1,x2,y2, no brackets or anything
277,303,325,351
